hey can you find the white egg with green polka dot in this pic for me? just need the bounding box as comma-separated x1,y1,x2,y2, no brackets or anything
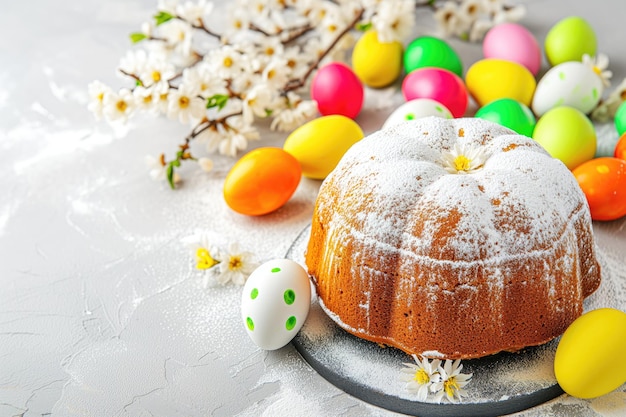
241,259,311,350
382,98,453,129
532,61,604,117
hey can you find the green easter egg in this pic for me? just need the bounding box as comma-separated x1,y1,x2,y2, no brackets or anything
475,98,536,137
545,16,596,66
615,101,626,136
533,106,596,170
403,36,463,77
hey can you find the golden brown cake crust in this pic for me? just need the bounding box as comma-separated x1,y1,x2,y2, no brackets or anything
305,117,601,360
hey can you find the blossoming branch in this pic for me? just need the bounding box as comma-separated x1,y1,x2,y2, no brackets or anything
88,0,525,188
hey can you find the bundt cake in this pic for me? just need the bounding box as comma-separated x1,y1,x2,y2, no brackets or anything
305,117,601,359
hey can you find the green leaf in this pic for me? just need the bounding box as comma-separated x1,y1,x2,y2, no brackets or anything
154,11,174,26
166,163,176,189
355,22,372,32
206,94,229,111
135,79,143,87
130,32,147,44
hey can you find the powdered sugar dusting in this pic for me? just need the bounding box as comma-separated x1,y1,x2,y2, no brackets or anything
308,117,600,358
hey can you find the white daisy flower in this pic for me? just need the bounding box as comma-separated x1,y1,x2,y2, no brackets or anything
215,242,258,286
401,355,442,402
87,80,112,120
372,0,415,43
441,143,489,174
431,359,473,403
118,49,149,77
167,84,205,124
103,88,136,123
145,154,181,184
582,53,613,88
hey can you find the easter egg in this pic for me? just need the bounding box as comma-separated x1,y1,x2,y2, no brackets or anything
403,36,463,77
402,68,468,118
615,101,626,136
224,147,301,216
615,133,626,160
382,99,453,129
554,308,626,399
532,106,596,170
352,30,403,88
241,259,311,350
573,157,626,221
465,59,536,108
283,115,364,179
311,62,363,119
483,23,541,75
474,98,536,137
532,61,603,117
545,16,597,66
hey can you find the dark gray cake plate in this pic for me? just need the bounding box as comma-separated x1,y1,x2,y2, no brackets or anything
286,224,619,417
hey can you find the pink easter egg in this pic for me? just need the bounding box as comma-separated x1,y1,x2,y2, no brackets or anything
401,68,468,118
483,23,542,75
311,62,364,119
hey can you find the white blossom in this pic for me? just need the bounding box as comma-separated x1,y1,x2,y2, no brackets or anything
167,83,205,124
119,49,149,77
434,2,469,38
372,0,415,43
270,92,317,131
207,45,245,78
182,65,227,99
159,19,194,57
582,53,613,88
243,83,275,124
177,0,214,26
431,360,473,403
219,117,260,157
215,242,258,286
103,88,136,123
198,157,214,172
87,80,112,120
133,85,159,113
145,154,181,184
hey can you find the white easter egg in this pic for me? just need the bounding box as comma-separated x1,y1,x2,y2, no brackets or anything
241,259,311,350
532,61,603,117
382,98,453,129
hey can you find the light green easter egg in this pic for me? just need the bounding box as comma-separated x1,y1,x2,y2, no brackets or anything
545,16,596,66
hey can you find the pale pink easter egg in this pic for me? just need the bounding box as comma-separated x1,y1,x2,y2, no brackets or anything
483,23,542,76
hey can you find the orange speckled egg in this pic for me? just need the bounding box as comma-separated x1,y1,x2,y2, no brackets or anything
224,148,301,216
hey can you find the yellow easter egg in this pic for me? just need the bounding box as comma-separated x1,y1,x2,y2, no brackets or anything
351,30,403,88
554,308,626,399
465,58,536,107
283,115,364,179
